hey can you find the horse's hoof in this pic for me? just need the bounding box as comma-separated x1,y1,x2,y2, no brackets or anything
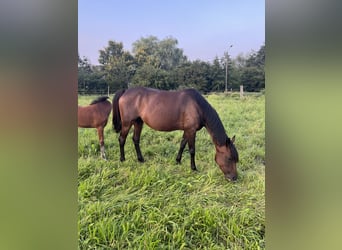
138,158,145,163
176,159,181,164
120,158,125,162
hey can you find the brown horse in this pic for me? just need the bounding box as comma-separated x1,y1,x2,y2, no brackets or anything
112,87,239,181
78,96,112,160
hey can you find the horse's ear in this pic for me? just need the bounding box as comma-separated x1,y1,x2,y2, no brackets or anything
226,136,236,145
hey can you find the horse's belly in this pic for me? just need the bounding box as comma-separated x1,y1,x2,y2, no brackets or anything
138,98,200,131
144,119,181,131
78,115,106,128
142,115,200,132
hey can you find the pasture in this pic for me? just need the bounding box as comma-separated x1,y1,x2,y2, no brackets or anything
78,92,265,249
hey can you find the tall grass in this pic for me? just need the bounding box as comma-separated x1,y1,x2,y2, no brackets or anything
78,92,265,249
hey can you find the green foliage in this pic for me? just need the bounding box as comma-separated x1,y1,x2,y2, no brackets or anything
132,36,160,67
209,58,225,92
78,37,265,94
130,36,188,90
99,41,136,92
240,44,265,92
132,36,187,70
78,55,108,95
78,93,265,249
181,60,211,93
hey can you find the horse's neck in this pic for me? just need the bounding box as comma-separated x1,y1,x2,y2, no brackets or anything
203,115,227,147
190,91,227,146
205,126,225,148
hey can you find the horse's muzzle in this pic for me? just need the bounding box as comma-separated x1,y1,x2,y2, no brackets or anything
226,174,237,182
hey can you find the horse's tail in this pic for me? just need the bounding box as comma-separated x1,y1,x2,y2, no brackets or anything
112,89,126,133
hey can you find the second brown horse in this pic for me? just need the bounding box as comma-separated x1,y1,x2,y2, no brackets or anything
112,87,239,181
78,96,112,160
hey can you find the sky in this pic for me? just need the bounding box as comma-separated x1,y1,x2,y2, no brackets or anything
78,0,264,65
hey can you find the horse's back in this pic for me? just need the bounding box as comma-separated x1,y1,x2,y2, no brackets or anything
119,87,203,131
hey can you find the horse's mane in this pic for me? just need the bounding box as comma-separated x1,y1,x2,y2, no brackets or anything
90,96,109,105
184,89,226,145
187,89,239,161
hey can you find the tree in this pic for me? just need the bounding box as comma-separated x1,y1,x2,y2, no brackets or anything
228,57,242,91
240,44,265,91
156,37,187,70
78,54,94,94
173,60,212,93
79,36,265,94
78,54,108,95
99,41,125,65
131,36,187,89
132,36,160,67
98,41,135,91
208,57,225,92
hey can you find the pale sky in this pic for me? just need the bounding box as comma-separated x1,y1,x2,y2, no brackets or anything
78,0,265,65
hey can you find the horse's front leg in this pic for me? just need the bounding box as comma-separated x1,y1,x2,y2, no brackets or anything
97,126,106,160
176,133,187,164
187,131,197,171
133,118,144,162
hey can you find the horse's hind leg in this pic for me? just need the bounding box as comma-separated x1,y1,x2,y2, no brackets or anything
97,126,106,160
119,123,131,162
133,118,144,162
176,133,187,164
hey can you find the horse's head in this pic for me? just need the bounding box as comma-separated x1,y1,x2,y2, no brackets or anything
215,136,239,181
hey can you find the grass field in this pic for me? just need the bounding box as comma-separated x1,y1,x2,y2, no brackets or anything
78,92,265,249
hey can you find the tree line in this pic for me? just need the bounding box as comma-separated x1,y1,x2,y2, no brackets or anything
78,36,265,94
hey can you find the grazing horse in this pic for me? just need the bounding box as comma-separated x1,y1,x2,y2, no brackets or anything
78,96,112,159
112,87,239,181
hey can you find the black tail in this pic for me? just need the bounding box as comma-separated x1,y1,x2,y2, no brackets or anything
112,89,126,133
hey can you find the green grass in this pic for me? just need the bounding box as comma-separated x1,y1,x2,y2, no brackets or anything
78,92,265,249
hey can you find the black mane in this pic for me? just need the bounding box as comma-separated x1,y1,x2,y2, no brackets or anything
90,96,109,105
186,89,228,146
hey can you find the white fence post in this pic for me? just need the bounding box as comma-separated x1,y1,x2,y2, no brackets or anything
240,85,244,98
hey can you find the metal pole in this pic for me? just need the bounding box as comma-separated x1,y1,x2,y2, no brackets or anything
225,45,233,93
225,61,228,92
